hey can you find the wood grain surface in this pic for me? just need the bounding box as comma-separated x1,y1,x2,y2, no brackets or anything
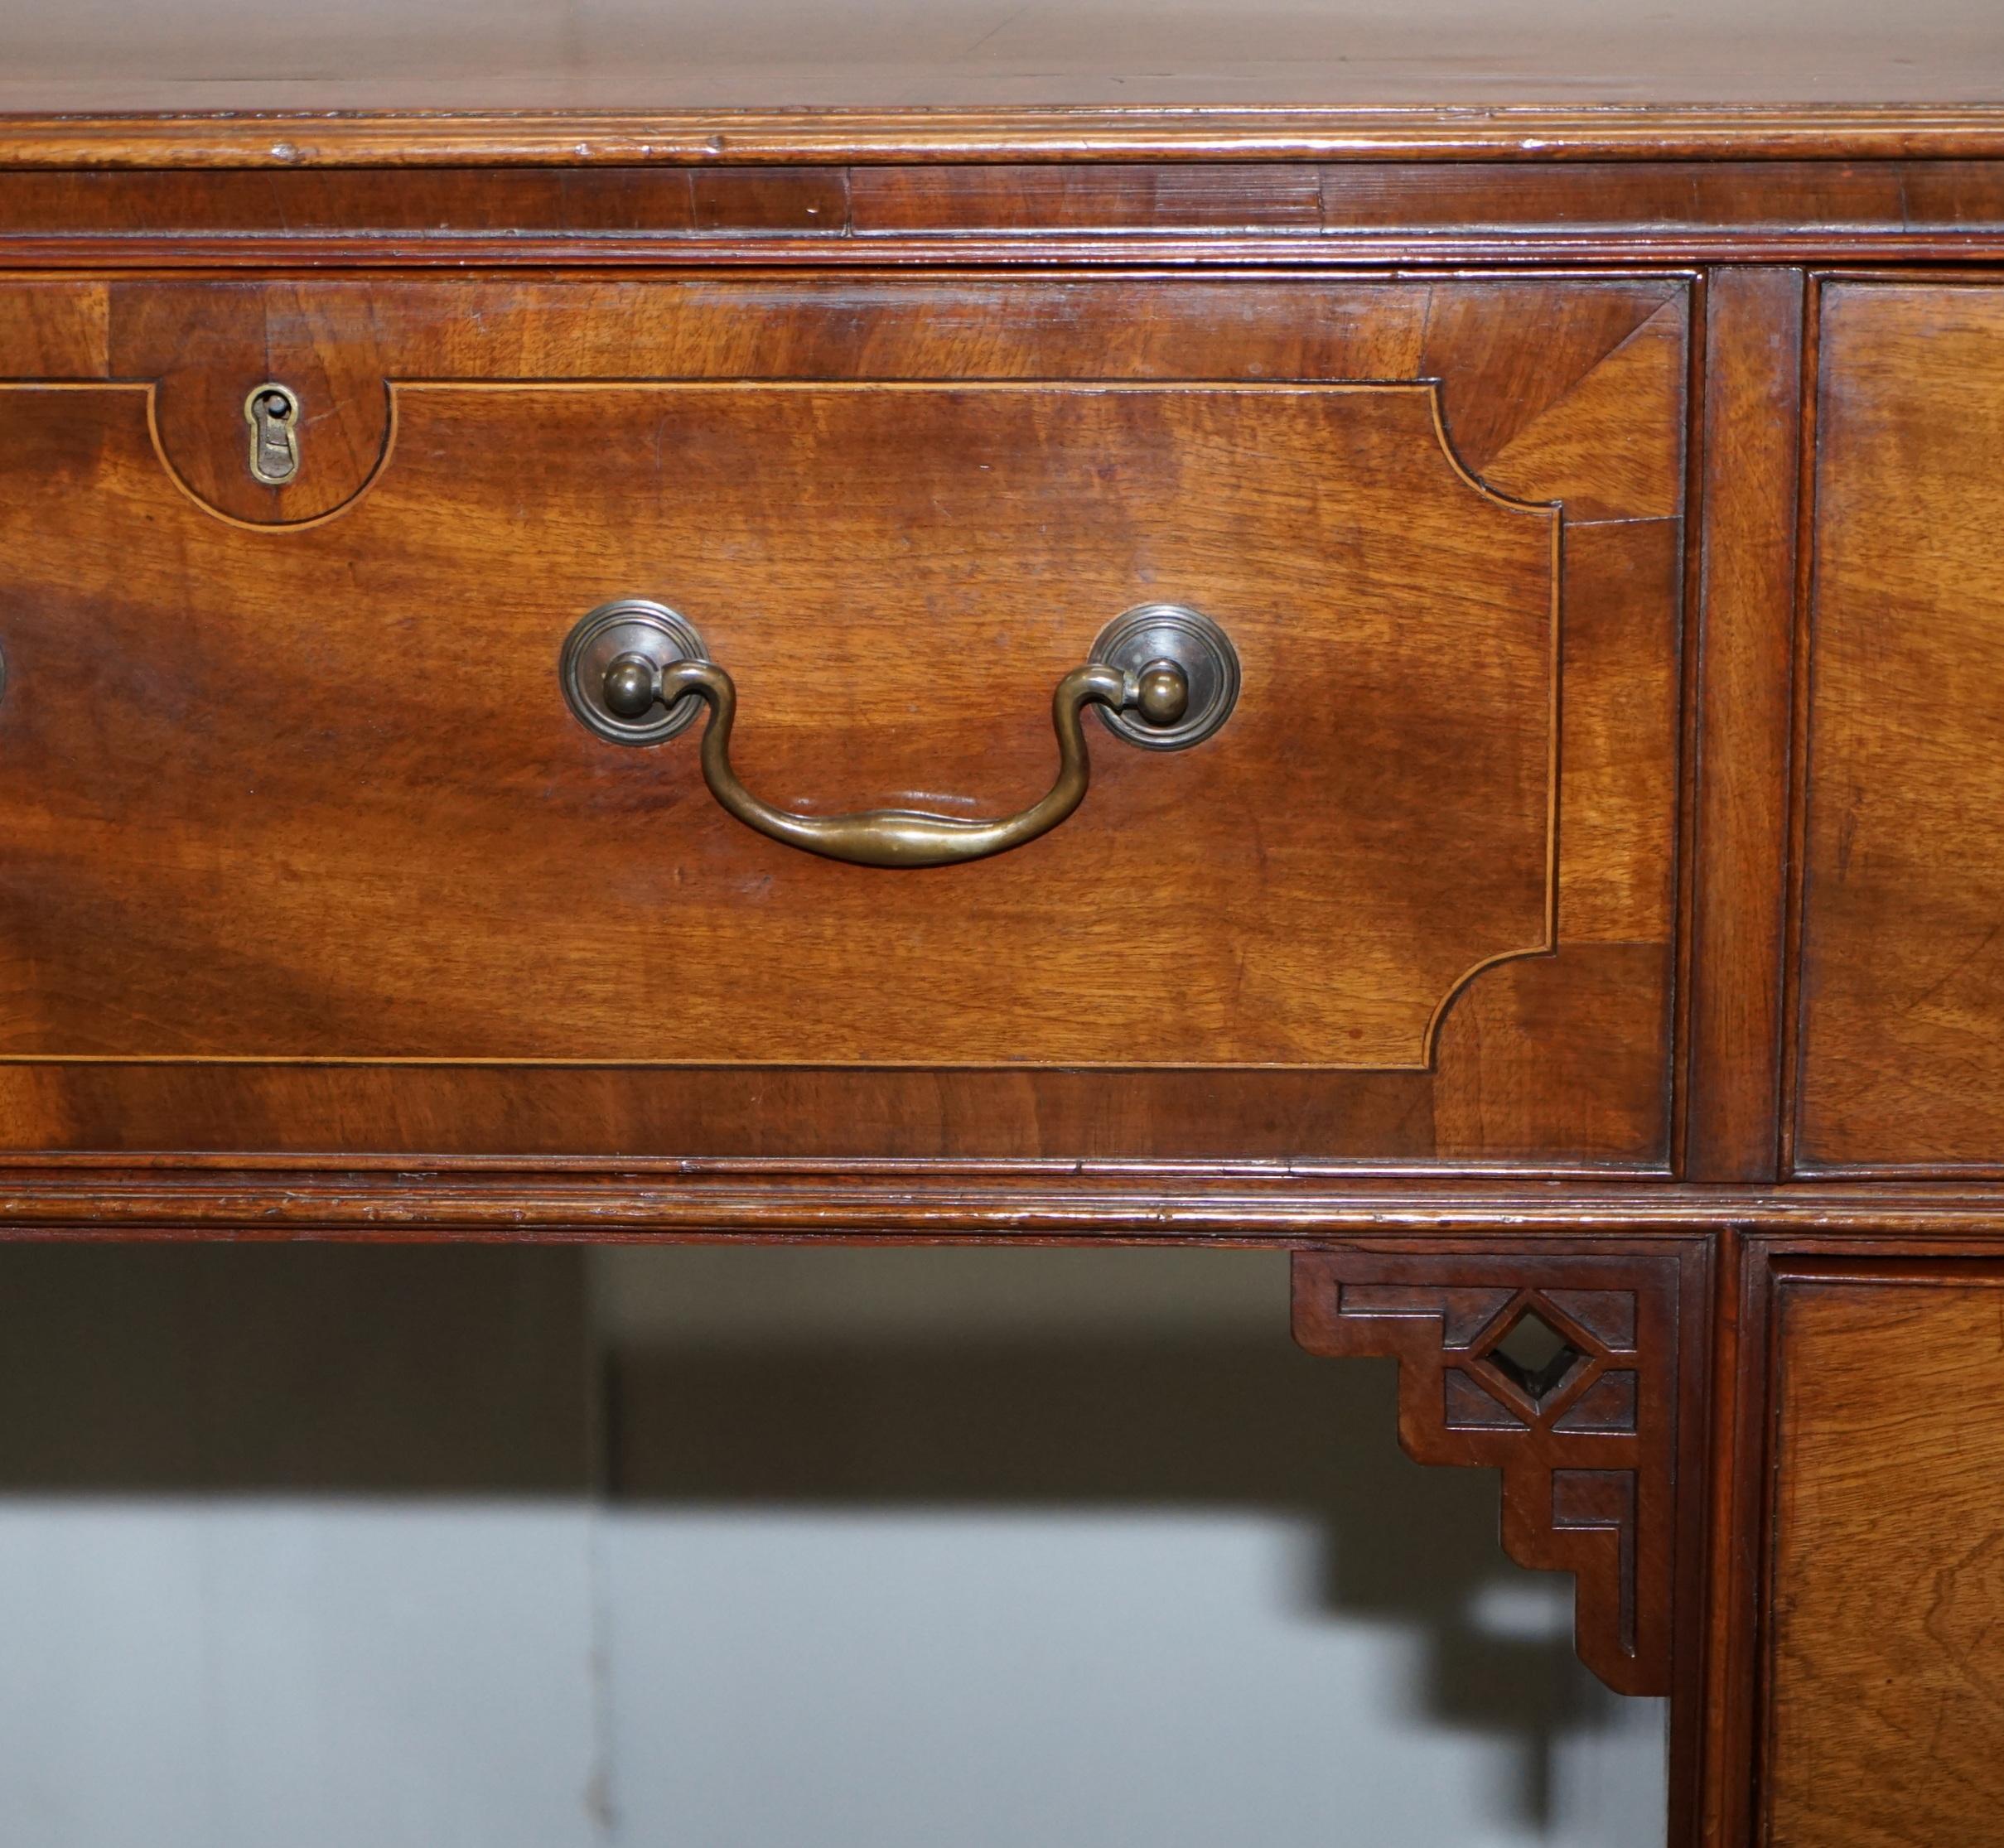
12,162,2004,273
1798,282,2004,1170
1764,1268,2004,1846
2,376,1561,1068
19,159,2001,236
0,0,2001,121
15,113,2004,172
0,273,1684,1161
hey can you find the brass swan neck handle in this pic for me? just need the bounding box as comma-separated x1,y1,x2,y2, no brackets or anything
641,656,1173,868
560,601,1239,870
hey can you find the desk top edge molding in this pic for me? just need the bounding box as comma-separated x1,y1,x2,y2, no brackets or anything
11,104,2004,168
0,1174,2001,1241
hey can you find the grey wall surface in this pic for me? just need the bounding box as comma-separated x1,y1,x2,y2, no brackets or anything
0,1244,1665,1845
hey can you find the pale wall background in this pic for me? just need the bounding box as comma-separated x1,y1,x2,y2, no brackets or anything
0,1244,1665,1844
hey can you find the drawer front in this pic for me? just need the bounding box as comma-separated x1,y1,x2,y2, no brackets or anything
0,274,1685,1162
1800,282,2004,1171
1763,1267,2004,1846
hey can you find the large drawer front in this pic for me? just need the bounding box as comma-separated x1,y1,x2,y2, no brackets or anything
0,273,1685,1162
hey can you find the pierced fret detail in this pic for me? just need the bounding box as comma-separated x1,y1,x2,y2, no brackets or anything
1292,1249,1681,1696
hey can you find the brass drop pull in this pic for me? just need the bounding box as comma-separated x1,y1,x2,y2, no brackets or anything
560,601,1239,869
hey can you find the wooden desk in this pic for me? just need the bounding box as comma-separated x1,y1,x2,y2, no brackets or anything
2,4,2002,1839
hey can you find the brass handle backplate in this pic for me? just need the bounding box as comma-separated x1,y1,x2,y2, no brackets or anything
559,600,1239,869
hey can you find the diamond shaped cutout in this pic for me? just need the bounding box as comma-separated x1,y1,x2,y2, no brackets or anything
1486,1305,1588,1407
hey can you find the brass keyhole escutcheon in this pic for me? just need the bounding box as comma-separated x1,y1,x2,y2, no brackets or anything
244,383,302,485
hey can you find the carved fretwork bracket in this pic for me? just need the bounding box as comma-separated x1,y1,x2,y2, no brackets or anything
1292,1247,1683,1696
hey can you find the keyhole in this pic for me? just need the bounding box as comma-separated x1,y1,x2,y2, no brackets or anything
244,382,302,485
